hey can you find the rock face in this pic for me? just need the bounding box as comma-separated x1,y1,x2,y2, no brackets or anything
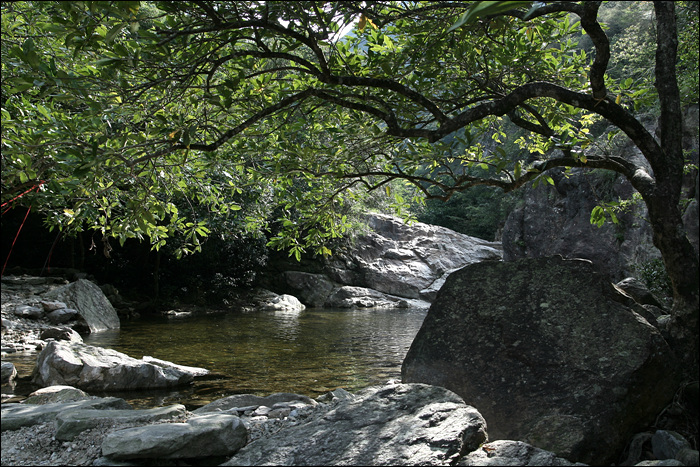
222,383,488,466
501,167,659,281
402,256,679,465
281,213,502,307
31,341,205,391
42,279,120,332
502,106,699,281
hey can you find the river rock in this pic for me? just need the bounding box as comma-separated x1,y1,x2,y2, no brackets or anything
193,392,317,415
141,356,210,377
55,404,187,441
1,361,18,385
42,279,120,332
651,430,692,462
14,305,43,319
101,413,247,460
39,326,83,343
259,293,305,312
222,383,487,466
283,271,337,307
458,440,587,466
46,307,79,324
31,341,197,391
1,397,131,431
40,300,67,312
402,256,679,465
23,385,91,404
324,285,409,308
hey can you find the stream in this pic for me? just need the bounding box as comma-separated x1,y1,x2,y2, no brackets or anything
11,307,428,409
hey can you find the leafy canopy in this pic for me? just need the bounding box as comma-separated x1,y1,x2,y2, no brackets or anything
0,1,692,259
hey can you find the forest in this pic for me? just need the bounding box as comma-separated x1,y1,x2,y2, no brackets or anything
2,1,699,364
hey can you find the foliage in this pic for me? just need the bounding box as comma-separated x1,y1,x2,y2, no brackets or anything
416,186,516,240
1,2,697,328
635,258,673,309
676,1,700,106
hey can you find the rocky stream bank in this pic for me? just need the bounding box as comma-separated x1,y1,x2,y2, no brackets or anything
2,271,697,466
2,211,698,466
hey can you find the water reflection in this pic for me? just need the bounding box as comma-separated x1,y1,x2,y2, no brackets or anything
77,307,427,408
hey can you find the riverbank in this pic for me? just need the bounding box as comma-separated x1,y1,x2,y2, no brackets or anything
3,275,698,466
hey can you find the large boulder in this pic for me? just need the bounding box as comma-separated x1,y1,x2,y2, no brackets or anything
283,213,502,305
222,383,488,466
42,279,120,332
402,256,679,465
31,341,204,391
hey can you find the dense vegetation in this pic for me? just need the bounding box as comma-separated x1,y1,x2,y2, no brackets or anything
1,2,698,368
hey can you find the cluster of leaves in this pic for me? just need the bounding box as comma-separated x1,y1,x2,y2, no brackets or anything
635,258,673,309
1,1,697,269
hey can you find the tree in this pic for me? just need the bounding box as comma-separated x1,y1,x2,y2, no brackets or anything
1,1,697,368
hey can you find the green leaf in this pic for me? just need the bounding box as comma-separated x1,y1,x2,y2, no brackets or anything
105,24,125,44
448,1,532,32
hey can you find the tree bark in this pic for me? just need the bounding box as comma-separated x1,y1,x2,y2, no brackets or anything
651,1,699,376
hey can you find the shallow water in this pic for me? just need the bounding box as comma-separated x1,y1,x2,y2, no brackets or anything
8,307,428,409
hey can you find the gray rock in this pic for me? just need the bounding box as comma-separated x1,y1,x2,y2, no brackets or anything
283,271,337,307
14,305,43,319
324,285,409,308
675,448,699,466
1,397,131,431
316,387,354,403
141,356,209,377
651,430,691,461
101,413,247,459
40,300,67,312
31,341,195,391
616,277,665,309
634,461,684,466
325,213,502,300
402,256,679,466
42,279,120,332
193,392,317,415
55,404,187,441
39,326,83,344
1,361,18,384
222,383,487,466
458,440,587,466
258,293,306,312
501,166,660,281
23,385,91,404
46,307,79,324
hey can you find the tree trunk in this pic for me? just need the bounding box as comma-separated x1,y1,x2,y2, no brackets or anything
650,1,699,377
